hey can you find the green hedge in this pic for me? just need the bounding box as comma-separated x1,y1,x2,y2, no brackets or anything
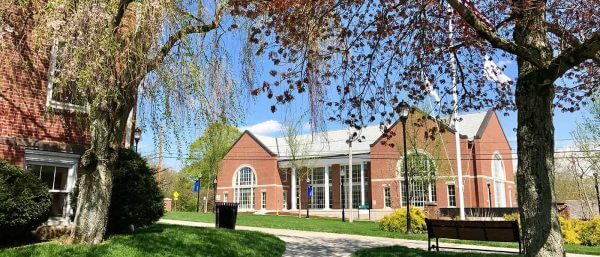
0,161,51,240
72,148,164,234
506,212,600,246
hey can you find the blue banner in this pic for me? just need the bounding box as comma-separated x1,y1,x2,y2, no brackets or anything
193,180,200,192
308,185,313,198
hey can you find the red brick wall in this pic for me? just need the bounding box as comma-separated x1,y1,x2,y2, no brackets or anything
217,132,281,210
474,111,516,208
1,15,88,167
369,110,514,210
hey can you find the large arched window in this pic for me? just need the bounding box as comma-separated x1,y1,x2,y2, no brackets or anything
492,154,506,207
398,151,437,208
234,166,257,209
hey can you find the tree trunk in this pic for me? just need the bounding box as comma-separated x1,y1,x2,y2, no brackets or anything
71,100,134,244
516,75,565,257
71,159,113,244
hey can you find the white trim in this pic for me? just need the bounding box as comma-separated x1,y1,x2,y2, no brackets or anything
24,150,80,220
45,39,88,113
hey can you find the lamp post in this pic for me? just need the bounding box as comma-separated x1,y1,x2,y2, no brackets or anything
196,174,202,213
594,173,599,214
341,171,345,222
398,100,412,234
134,127,142,152
213,178,218,213
306,176,311,218
487,179,492,209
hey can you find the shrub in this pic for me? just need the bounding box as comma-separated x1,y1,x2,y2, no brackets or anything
560,216,582,245
503,212,521,228
72,148,164,234
379,208,427,233
0,161,51,240
578,218,600,246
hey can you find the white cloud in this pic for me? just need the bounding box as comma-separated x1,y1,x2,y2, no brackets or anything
241,120,284,135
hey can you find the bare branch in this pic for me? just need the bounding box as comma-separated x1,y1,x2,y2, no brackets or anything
546,22,600,66
446,0,544,68
546,32,600,80
147,4,225,73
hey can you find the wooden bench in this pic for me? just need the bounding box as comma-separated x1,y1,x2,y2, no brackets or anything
425,218,521,254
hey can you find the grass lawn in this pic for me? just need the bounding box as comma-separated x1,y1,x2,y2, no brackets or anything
0,224,285,257
353,246,508,257
165,212,600,256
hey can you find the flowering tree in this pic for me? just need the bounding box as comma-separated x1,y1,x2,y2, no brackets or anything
2,0,249,244
231,0,600,256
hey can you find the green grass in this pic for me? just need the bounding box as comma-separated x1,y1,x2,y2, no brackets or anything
0,224,285,257
164,212,600,256
353,246,507,257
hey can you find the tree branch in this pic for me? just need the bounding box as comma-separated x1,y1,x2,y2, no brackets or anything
146,4,225,73
546,32,600,80
446,0,544,68
546,22,600,66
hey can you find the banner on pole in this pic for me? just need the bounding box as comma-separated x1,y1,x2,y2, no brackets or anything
193,180,200,193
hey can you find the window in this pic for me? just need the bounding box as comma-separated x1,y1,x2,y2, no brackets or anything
224,192,228,202
25,150,79,220
281,169,288,182
234,166,256,209
46,39,86,112
492,154,506,207
398,152,437,208
283,190,288,209
341,164,364,208
384,186,391,208
447,184,456,207
261,191,266,209
309,167,326,208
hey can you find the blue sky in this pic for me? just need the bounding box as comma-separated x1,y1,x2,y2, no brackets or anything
136,30,590,171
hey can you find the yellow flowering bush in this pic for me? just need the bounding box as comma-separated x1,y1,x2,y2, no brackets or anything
578,218,600,246
379,208,427,233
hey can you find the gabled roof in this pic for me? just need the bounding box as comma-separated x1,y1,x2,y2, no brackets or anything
224,130,278,157
455,110,493,140
247,110,493,159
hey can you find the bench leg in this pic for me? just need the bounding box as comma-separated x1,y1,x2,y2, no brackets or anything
436,238,439,251
428,237,431,251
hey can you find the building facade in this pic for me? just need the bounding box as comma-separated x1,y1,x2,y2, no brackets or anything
216,110,516,219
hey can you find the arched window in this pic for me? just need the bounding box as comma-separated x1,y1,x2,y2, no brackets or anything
234,166,257,209
492,154,506,207
398,152,437,208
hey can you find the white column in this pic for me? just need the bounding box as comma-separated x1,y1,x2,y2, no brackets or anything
349,141,354,223
360,161,365,206
324,165,330,210
291,167,297,210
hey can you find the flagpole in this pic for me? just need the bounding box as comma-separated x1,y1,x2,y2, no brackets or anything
448,2,466,221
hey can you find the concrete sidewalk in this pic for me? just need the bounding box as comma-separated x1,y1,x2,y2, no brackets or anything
158,219,592,257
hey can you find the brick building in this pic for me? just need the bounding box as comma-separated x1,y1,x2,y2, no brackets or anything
216,109,516,219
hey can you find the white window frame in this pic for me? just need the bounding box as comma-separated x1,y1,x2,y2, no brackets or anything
447,184,457,207
383,185,392,208
492,153,507,207
24,149,79,222
46,39,87,112
261,191,267,209
224,192,228,202
233,166,257,210
281,169,288,182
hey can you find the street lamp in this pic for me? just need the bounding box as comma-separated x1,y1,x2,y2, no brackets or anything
134,127,142,152
213,178,218,213
306,176,311,218
398,100,412,234
487,179,492,209
341,171,346,222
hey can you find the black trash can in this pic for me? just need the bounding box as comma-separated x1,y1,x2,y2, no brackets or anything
215,202,239,229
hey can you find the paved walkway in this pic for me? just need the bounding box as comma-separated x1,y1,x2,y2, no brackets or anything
159,219,592,257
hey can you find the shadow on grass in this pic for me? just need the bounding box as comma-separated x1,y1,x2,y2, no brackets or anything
0,224,285,257
353,246,514,257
